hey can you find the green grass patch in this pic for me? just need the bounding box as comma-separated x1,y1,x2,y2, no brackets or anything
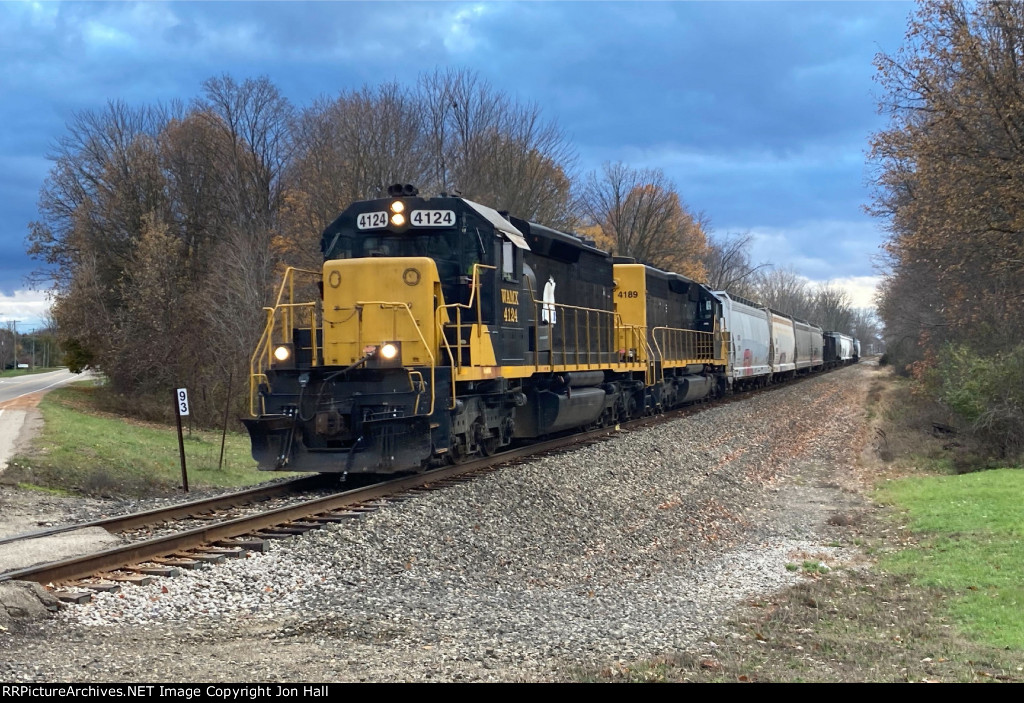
5,384,287,497
16,482,74,496
877,468,1024,650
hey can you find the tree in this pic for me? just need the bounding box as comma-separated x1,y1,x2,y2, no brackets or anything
194,76,296,379
27,101,170,389
870,1,1024,359
280,83,431,269
577,162,709,279
702,230,765,296
751,267,813,319
0,321,15,371
27,76,297,420
418,68,577,228
850,307,883,355
869,1,1024,457
811,284,854,333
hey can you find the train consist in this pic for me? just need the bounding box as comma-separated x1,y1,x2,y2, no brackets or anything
244,186,859,475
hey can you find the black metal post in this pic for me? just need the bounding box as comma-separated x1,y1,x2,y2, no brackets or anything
175,390,189,492
218,372,233,471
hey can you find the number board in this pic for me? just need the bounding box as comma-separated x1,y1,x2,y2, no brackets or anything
356,211,389,230
410,210,455,227
176,388,190,416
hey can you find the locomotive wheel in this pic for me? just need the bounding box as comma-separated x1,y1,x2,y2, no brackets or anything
474,420,499,457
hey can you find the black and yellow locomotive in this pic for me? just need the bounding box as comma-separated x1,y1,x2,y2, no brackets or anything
244,185,729,475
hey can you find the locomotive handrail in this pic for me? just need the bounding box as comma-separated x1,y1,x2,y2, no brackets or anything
351,300,437,417
435,266,658,390
518,276,626,370
650,326,719,385
628,325,658,385
250,267,323,417
436,263,496,388
651,327,718,360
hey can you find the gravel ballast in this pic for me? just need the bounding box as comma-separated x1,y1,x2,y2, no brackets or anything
0,364,874,682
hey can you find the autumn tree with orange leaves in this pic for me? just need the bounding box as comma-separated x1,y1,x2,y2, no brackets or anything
29,70,578,423
870,0,1024,457
577,162,709,281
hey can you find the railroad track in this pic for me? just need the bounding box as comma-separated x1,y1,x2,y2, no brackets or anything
0,426,624,599
0,366,845,600
0,474,332,548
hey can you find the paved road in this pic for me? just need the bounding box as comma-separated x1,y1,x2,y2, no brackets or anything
0,369,88,471
0,368,85,405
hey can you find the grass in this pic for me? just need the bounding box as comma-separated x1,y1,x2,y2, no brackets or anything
15,481,75,496
4,383,286,497
877,469,1024,650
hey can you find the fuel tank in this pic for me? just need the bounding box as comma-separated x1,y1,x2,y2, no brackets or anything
676,374,714,403
513,387,607,438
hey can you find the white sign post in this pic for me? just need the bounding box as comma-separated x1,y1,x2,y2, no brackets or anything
175,388,189,492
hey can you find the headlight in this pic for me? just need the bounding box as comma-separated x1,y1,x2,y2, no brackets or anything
380,343,399,360
390,200,405,213
273,345,292,362
391,213,405,226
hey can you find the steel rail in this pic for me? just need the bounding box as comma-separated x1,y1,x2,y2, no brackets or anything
0,430,614,587
0,475,329,547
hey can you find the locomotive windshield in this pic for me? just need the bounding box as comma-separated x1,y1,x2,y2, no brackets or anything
323,226,490,283
326,231,462,260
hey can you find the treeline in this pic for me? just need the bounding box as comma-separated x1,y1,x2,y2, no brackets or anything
720,265,879,345
29,68,866,424
870,1,1024,460
0,322,59,371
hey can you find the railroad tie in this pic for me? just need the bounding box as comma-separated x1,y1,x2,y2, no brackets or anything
195,547,245,559
152,557,202,570
52,590,92,604
80,582,120,593
215,538,269,553
130,565,181,577
103,573,156,587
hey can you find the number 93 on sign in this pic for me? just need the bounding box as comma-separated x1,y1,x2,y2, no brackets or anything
176,388,190,416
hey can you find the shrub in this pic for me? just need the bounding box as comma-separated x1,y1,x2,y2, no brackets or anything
931,344,1024,460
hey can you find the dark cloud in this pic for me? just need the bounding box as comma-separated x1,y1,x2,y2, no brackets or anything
0,0,913,305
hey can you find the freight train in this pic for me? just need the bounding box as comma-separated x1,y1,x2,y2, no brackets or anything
244,185,858,475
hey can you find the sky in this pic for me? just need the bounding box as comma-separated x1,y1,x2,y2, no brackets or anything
0,0,914,331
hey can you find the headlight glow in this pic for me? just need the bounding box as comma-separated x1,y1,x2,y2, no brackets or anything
380,343,399,360
273,345,291,362
390,200,405,213
391,213,405,226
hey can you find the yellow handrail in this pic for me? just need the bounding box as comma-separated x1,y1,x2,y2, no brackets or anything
650,322,724,384
435,264,496,409
350,300,437,417
249,267,322,417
